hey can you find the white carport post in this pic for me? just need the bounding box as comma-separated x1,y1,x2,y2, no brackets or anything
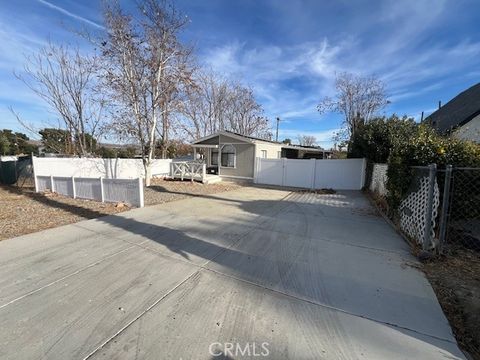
217,145,221,175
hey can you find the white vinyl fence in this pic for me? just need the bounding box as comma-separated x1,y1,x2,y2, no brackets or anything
254,158,366,190
32,157,172,178
31,156,158,207
35,175,144,207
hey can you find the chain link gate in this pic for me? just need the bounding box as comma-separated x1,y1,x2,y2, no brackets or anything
444,167,480,252
397,164,480,254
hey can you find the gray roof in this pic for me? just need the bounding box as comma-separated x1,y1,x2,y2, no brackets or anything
425,82,480,134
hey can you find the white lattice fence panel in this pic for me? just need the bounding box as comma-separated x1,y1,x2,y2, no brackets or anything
400,176,440,248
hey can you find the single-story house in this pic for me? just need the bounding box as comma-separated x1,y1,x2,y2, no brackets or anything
425,82,480,143
191,130,330,180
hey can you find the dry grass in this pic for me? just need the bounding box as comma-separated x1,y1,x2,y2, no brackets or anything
0,185,129,241
144,178,242,206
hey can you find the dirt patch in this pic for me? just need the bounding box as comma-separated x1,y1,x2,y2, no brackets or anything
422,249,480,359
0,185,130,241
0,179,242,241
144,178,241,206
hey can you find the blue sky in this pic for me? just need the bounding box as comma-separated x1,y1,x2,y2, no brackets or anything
1,0,480,147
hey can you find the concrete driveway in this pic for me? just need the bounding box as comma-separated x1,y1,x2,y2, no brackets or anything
0,186,465,359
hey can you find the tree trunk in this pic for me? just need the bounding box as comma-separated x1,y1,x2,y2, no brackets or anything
144,157,152,187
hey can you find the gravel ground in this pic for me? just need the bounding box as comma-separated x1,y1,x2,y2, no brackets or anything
0,185,130,241
0,179,242,241
144,178,242,205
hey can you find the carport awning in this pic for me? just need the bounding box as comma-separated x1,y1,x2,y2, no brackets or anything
191,144,218,148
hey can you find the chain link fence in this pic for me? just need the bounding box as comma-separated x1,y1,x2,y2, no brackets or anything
445,167,480,252
0,156,34,187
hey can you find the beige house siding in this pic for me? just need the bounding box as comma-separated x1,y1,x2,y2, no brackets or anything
197,133,256,178
218,143,255,178
453,114,480,143
193,132,287,179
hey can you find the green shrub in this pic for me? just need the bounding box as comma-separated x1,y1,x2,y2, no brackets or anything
386,124,480,211
348,115,417,163
348,116,480,212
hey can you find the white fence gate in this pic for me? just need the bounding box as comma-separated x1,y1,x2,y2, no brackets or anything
254,158,366,190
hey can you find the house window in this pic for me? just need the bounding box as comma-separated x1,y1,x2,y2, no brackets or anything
211,149,218,166
261,150,267,158
221,144,235,167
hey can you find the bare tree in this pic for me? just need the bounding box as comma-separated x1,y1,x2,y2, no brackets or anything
15,42,104,156
100,0,193,185
318,72,388,140
226,83,272,139
297,135,317,147
179,71,272,141
176,71,229,140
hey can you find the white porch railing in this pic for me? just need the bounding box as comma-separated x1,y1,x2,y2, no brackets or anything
170,161,207,183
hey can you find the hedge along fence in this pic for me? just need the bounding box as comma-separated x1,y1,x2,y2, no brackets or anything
348,117,480,211
35,175,144,207
352,117,480,252
386,124,480,212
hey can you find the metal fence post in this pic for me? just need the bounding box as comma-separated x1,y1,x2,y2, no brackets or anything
423,163,437,251
438,165,452,253
50,175,55,192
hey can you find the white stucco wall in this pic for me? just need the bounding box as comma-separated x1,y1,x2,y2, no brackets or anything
453,114,480,143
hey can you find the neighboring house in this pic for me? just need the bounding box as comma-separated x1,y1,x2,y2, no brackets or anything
191,130,329,180
425,82,480,143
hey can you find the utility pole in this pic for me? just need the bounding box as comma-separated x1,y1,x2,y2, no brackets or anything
275,117,281,142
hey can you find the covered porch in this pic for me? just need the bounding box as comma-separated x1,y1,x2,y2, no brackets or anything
169,159,222,184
